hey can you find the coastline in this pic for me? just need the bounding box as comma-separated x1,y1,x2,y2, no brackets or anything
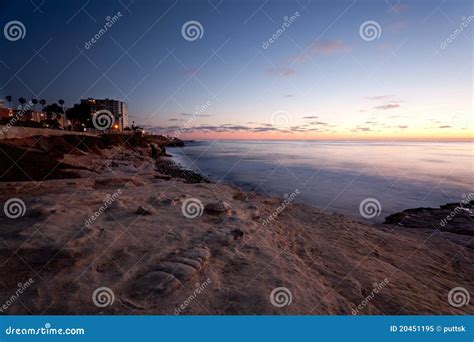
0,134,472,315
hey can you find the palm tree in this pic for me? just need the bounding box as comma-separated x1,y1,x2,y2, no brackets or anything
31,99,38,111
58,99,65,113
5,96,12,109
18,97,27,110
39,99,46,109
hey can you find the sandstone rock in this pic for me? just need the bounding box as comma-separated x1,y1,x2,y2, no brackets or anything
204,201,231,215
136,204,157,215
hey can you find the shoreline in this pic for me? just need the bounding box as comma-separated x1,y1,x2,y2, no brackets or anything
0,134,472,315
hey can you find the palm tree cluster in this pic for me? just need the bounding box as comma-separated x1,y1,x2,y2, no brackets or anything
4,96,66,112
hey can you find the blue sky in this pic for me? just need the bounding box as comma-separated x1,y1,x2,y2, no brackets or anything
0,0,472,139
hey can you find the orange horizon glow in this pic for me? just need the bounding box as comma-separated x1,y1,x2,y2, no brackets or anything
179,130,474,142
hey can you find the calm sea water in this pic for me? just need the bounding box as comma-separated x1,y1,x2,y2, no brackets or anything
167,141,473,221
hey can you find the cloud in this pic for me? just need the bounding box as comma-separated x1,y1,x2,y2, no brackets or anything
180,112,212,117
387,3,410,14
302,116,318,119
267,67,296,77
374,104,400,110
439,125,451,129
387,21,408,32
365,94,395,100
168,118,185,122
284,94,294,98
289,40,349,63
309,121,329,126
398,125,408,129
311,40,348,54
148,121,337,135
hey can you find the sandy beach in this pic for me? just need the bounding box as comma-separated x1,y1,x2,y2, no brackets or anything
0,134,472,315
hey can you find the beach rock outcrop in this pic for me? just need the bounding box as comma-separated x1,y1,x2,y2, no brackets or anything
136,204,157,216
121,247,211,308
204,201,231,215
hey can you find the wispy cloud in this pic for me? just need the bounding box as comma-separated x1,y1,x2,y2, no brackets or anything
387,3,410,14
302,116,318,119
365,94,395,100
312,40,348,54
439,125,451,129
267,67,296,77
289,40,349,63
374,104,400,110
180,112,212,117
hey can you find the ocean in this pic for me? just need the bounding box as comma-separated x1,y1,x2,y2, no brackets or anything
167,140,473,222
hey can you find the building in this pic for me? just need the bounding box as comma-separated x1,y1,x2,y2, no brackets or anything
81,98,129,131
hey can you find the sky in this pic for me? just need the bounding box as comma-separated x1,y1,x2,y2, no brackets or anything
0,0,472,140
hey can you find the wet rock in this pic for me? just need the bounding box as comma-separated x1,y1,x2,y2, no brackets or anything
247,204,261,219
154,173,172,180
204,201,231,215
233,191,248,201
136,204,158,216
